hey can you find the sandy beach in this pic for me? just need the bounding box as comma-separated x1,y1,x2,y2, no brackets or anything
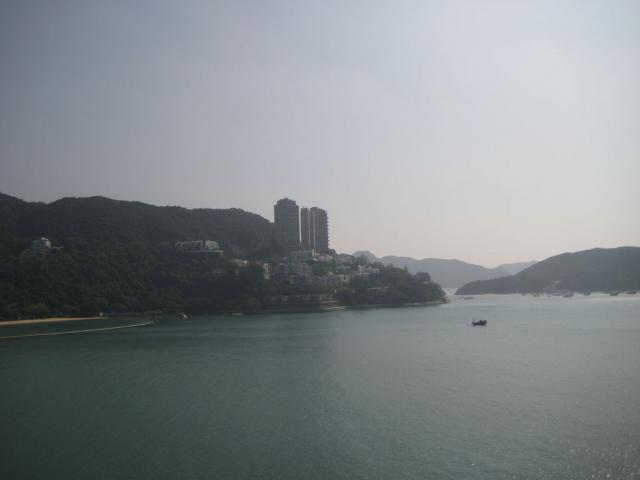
0,316,105,327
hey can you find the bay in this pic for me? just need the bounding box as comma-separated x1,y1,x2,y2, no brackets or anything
2,293,639,479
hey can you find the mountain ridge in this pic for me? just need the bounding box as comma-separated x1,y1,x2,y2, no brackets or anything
353,250,512,288
497,260,537,275
456,247,640,294
0,193,280,258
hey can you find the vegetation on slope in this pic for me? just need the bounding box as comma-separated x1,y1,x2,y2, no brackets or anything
456,247,640,295
0,194,280,318
1,193,279,258
0,194,445,319
336,264,444,306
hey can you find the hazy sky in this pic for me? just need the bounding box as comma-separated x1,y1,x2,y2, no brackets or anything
1,0,639,266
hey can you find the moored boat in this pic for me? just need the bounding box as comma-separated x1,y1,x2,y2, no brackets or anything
472,319,487,326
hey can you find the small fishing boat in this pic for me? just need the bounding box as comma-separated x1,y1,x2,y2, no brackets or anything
176,312,188,319
472,319,487,326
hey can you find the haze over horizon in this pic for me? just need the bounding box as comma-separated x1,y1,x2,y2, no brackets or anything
1,1,639,266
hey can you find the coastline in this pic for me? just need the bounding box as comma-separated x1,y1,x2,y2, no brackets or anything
1,298,448,325
259,305,347,314
345,299,447,310
257,298,447,315
0,316,106,327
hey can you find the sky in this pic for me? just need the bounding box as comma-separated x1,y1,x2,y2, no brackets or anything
1,0,639,267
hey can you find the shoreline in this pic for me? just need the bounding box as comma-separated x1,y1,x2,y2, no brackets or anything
346,299,447,310
0,316,106,327
255,299,447,315
1,299,448,324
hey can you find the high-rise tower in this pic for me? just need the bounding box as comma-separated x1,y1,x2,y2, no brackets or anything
274,198,300,251
300,207,311,249
310,207,329,253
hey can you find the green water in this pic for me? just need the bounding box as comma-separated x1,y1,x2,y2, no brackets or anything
2,293,639,479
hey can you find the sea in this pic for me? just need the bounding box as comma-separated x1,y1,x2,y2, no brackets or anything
1,292,639,479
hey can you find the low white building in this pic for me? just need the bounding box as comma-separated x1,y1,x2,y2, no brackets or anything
175,240,221,253
262,262,272,280
356,265,380,278
31,237,52,251
334,265,352,275
229,259,249,267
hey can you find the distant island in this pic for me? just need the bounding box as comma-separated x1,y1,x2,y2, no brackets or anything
0,193,445,320
456,247,640,295
353,251,536,288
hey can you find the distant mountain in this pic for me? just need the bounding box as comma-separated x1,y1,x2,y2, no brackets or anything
496,260,537,275
456,247,640,295
353,250,510,288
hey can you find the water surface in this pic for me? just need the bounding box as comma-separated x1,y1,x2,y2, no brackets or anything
2,293,639,479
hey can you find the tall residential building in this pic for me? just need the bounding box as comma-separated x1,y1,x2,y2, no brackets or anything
300,207,311,249
300,206,330,253
274,198,300,251
310,207,329,253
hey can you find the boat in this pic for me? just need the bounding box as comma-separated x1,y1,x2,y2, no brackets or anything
583,292,591,296
627,291,637,295
176,312,188,319
472,319,487,326
563,292,574,298
610,292,620,296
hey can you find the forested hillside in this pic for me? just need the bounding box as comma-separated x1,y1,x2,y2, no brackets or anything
0,193,280,318
456,247,640,294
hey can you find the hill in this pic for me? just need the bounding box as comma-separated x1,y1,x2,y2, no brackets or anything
0,193,278,258
0,193,281,318
0,193,445,319
497,260,537,275
353,250,510,288
456,247,640,294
